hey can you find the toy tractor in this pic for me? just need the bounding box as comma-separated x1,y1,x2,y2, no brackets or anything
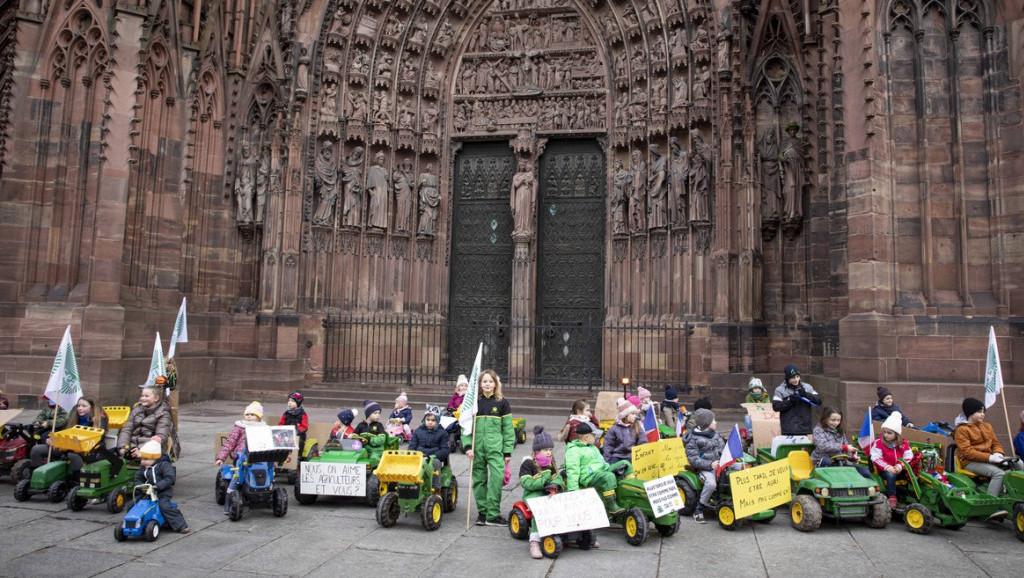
513,418,527,445
13,425,104,503
0,423,39,482
293,433,400,507
114,484,172,542
66,448,137,513
219,448,291,521
508,486,598,558
608,464,681,546
674,454,776,530
373,450,457,531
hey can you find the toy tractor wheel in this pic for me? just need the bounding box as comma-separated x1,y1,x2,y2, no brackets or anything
656,513,681,537
228,493,245,522
1013,503,1024,542
541,535,562,559
903,504,933,535
12,459,32,482
214,471,228,506
576,529,596,550
865,500,892,529
66,486,87,511
790,494,822,532
622,507,649,546
113,525,126,542
107,487,128,514
516,430,527,445
48,480,68,503
508,507,529,540
717,502,740,531
13,479,30,501
422,494,443,531
365,474,382,507
143,520,159,542
293,477,317,505
272,487,288,517
376,492,400,527
442,478,458,513
676,479,698,516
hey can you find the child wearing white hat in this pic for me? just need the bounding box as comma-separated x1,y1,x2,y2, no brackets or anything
135,439,189,533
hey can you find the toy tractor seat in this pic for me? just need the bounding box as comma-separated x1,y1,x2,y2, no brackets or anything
953,453,982,480
788,451,813,482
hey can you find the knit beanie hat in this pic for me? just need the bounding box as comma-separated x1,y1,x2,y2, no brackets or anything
876,387,892,403
363,399,382,417
665,386,678,401
962,398,984,418
748,377,764,393
627,395,642,408
616,397,639,420
337,408,358,426
456,374,469,388
575,422,594,436
784,364,800,380
395,392,408,406
423,405,440,422
139,439,162,460
532,425,554,451
881,411,903,435
289,392,304,406
637,386,651,401
245,401,264,419
693,408,715,430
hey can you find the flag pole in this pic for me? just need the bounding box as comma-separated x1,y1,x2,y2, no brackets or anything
1000,392,1014,452
46,388,62,463
465,420,478,530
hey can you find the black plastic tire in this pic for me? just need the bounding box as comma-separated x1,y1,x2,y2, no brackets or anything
656,513,682,536
66,486,87,511
541,535,562,559
790,494,822,532
48,480,68,503
365,474,382,507
13,479,30,502
144,520,159,542
214,471,227,506
508,508,529,540
272,487,288,517
376,492,400,527
421,494,443,531
904,503,933,535
442,478,458,513
677,479,699,516
107,487,128,514
623,507,649,546
229,493,244,521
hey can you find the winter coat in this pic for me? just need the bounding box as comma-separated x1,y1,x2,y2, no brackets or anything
33,406,69,431
390,406,413,425
771,381,822,435
564,440,609,491
871,403,912,427
684,428,725,472
117,401,173,449
409,423,449,462
519,458,563,501
745,392,771,404
661,400,681,432
562,413,600,443
134,455,176,499
446,392,465,412
460,393,514,458
870,437,912,470
954,420,1004,464
353,420,387,436
216,421,264,463
603,421,644,463
278,408,308,433
811,425,851,464
1013,430,1024,460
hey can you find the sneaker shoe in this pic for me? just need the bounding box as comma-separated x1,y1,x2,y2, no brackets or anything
475,513,487,526
178,527,191,534
987,509,1008,522
693,509,706,524
887,495,898,508
485,516,509,526
529,541,542,559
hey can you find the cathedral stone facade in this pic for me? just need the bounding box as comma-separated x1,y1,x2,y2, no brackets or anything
1,1,1022,428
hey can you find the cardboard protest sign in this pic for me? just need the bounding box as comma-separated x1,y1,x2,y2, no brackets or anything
632,438,689,480
298,461,367,496
643,475,685,518
742,403,780,450
729,459,792,519
0,409,24,429
525,488,610,537
246,425,298,452
872,421,947,455
594,391,621,423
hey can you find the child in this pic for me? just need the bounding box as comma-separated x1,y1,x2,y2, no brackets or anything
745,378,770,403
519,426,565,559
603,398,643,463
462,369,514,526
447,375,469,413
683,408,724,523
215,401,265,514
870,411,913,507
636,386,660,423
117,385,174,459
771,364,822,435
354,399,386,436
330,408,358,440
408,406,449,490
684,397,712,431
558,399,600,444
388,392,413,440
811,407,873,478
564,422,627,514
954,397,1024,498
1015,410,1024,461
135,439,189,533
278,392,309,451
30,397,106,474
661,386,682,432
871,387,914,429
32,396,69,440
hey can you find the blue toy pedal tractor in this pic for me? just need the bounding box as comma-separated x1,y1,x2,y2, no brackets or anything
218,448,291,521
114,484,171,542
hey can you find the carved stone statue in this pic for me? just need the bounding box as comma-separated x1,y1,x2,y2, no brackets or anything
398,99,415,129
611,159,630,235
647,144,668,229
393,158,414,233
417,164,440,236
312,140,340,225
781,123,804,221
234,142,256,223
693,66,711,100
341,146,365,228
346,89,367,122
669,137,688,227
510,157,537,238
366,151,390,229
689,131,710,222
629,149,646,232
373,91,391,124
758,129,781,222
255,146,270,223
717,24,732,72
672,75,689,109
421,101,439,133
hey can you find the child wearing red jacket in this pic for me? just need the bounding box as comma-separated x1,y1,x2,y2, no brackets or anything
278,392,309,450
870,411,912,507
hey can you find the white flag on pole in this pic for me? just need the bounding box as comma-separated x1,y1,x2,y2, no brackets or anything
984,325,1003,409
43,325,83,414
167,297,188,359
146,332,167,386
457,343,483,435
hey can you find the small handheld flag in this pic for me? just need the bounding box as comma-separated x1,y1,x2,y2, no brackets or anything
717,425,743,476
642,407,660,443
167,297,189,359
43,325,83,414
457,343,483,436
675,409,685,437
145,332,167,386
984,325,1003,409
858,406,875,452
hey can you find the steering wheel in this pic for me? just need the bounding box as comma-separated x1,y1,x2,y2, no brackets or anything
830,453,860,467
998,457,1021,470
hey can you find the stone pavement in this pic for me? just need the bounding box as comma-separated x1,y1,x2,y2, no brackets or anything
0,400,1019,578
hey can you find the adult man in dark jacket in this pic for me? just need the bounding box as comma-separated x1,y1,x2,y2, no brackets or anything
771,364,822,435
409,406,450,490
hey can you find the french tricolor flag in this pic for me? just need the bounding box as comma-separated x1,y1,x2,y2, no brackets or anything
717,425,743,476
675,409,685,437
858,406,875,452
642,407,660,443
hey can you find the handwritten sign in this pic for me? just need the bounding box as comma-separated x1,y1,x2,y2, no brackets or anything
741,403,780,451
729,459,792,519
643,475,684,518
632,438,689,480
0,409,24,429
298,461,367,496
526,488,610,537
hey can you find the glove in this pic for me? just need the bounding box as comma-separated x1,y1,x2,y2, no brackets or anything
988,453,1004,464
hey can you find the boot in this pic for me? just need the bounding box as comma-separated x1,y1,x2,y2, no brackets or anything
529,541,542,559
602,490,624,515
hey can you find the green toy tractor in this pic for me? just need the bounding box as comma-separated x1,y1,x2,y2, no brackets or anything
13,425,104,503
608,466,681,546
783,446,889,532
293,433,400,507
675,453,776,530
373,450,457,530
